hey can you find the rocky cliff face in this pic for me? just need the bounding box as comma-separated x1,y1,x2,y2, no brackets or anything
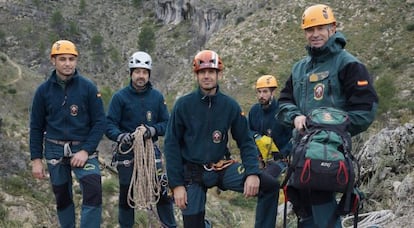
155,0,227,49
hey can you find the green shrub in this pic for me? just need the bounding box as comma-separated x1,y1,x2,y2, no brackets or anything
235,17,245,25
102,178,118,194
79,0,86,15
375,75,396,115
138,25,155,53
50,11,64,33
406,23,414,31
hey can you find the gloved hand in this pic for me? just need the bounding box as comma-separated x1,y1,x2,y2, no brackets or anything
117,133,134,144
137,124,156,139
255,135,279,161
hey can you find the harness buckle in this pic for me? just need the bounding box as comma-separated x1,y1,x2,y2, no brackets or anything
203,159,235,171
47,158,62,165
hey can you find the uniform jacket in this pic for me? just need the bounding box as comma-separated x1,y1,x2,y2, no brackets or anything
248,99,292,157
105,81,169,142
277,32,378,136
164,86,261,188
29,69,106,159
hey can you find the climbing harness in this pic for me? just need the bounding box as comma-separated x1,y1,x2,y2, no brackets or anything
203,159,236,171
45,138,97,165
341,209,395,228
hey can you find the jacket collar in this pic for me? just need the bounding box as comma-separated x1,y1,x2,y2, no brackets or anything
306,32,347,61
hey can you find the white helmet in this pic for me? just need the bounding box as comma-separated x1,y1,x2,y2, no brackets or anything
128,51,152,71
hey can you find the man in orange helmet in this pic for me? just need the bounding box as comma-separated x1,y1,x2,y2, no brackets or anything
164,50,280,228
30,40,106,227
248,75,293,225
277,4,378,227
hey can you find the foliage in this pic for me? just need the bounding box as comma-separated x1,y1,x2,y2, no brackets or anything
102,177,118,194
132,0,142,9
100,86,113,111
79,0,86,15
138,25,156,53
236,17,245,25
375,74,397,116
0,29,5,46
50,10,65,35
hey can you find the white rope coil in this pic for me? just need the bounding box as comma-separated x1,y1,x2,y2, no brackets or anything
118,127,162,210
341,209,395,228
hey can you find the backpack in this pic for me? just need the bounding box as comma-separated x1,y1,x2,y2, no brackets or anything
289,107,356,193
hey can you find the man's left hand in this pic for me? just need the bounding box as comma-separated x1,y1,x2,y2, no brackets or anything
243,175,260,197
71,150,89,167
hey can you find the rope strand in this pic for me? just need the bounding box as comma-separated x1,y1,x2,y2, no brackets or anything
341,210,395,228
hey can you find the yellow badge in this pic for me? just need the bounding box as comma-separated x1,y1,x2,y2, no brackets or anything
309,74,319,82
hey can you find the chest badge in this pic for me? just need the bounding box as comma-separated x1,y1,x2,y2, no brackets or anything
70,105,79,116
313,83,325,100
212,130,222,143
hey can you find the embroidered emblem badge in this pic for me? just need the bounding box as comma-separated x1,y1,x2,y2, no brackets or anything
313,83,325,100
212,130,222,143
70,105,79,116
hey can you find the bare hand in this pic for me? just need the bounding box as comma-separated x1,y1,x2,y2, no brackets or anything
173,186,187,209
293,115,307,131
244,175,260,197
70,150,89,167
32,159,46,179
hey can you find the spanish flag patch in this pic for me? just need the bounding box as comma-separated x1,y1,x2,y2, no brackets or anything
357,80,368,86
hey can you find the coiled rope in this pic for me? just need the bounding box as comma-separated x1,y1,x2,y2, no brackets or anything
341,209,395,228
118,127,162,210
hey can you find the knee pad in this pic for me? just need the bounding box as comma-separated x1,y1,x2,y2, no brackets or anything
79,174,102,206
52,182,73,210
259,171,279,193
183,211,205,228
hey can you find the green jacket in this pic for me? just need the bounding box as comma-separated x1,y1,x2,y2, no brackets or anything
278,32,378,136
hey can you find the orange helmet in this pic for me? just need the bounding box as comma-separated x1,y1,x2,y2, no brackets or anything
301,4,336,29
256,75,278,89
50,40,78,57
192,50,224,73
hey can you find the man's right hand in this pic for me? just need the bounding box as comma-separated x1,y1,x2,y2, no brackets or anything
172,186,187,209
293,115,307,131
32,159,46,179
117,133,134,144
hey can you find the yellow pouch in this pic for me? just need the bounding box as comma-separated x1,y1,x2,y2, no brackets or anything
255,135,279,161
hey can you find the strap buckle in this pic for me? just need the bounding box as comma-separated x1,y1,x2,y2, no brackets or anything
203,159,235,171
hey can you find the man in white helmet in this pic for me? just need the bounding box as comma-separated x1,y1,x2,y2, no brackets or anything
106,51,176,227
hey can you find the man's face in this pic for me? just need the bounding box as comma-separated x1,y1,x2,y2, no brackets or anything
51,54,77,79
131,68,149,89
304,24,336,48
256,87,274,105
196,68,219,92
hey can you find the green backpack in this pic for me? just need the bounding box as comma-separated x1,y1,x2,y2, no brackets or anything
289,107,356,193
282,107,363,228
